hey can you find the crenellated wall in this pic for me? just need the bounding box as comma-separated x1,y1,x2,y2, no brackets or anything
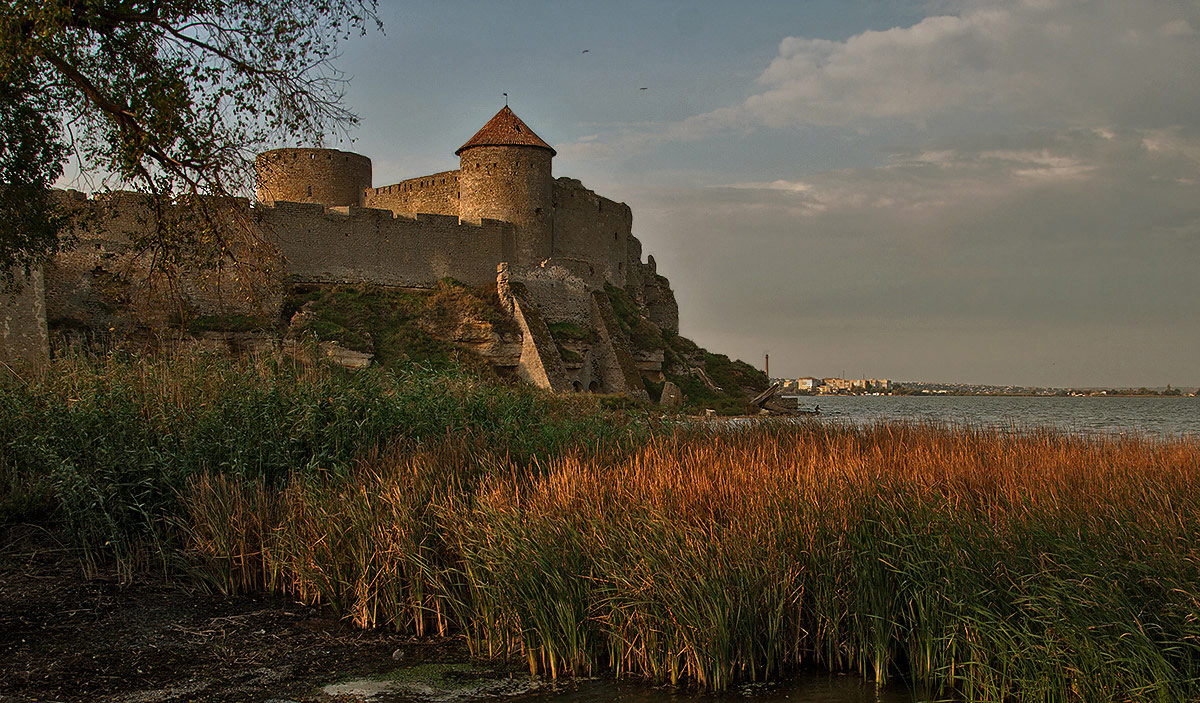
551,178,634,288
42,191,518,334
363,170,460,216
45,190,283,333
266,203,514,288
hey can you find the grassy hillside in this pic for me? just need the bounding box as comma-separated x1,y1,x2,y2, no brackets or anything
283,279,517,375
605,283,768,414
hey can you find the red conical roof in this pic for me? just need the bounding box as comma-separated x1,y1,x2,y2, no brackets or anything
455,106,556,156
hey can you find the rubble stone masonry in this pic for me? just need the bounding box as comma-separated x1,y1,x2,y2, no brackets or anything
363,171,460,216
256,148,372,207
0,267,49,369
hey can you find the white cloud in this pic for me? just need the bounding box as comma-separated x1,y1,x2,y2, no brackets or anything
1160,19,1194,38
682,0,1200,134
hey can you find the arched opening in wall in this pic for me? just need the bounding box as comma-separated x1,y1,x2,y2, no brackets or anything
307,185,312,197
572,380,582,393
589,381,601,393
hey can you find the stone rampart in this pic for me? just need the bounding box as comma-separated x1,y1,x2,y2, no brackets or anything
0,267,49,370
363,170,460,216
263,203,515,289
590,291,650,400
552,178,633,287
508,262,593,326
497,265,570,393
45,191,283,333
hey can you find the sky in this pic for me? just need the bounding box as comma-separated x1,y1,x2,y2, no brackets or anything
306,1,1198,387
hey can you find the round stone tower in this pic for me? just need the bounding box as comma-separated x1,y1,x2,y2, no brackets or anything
456,107,555,265
255,147,372,207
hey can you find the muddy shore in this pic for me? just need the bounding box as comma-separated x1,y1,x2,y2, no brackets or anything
0,525,488,703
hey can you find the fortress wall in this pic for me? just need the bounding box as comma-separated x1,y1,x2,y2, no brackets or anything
508,263,593,326
256,148,372,207
504,280,571,393
44,191,283,333
263,204,515,288
0,266,49,368
459,146,553,265
552,179,632,287
364,170,460,216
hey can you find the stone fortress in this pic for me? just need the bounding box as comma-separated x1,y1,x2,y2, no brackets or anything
1,107,683,399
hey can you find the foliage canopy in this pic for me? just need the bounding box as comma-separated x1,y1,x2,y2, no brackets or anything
0,0,379,276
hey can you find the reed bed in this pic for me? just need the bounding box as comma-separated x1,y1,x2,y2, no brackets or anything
173,421,1200,701
0,349,640,572
4,353,1197,699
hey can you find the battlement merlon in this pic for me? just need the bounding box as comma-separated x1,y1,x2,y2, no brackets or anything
364,170,461,217
263,200,516,289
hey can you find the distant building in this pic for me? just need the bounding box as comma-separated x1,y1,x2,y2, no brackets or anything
775,376,891,394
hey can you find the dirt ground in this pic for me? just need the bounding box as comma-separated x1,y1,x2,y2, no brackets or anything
0,524,471,703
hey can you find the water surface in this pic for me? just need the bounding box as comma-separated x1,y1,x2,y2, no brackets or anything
519,675,915,703
790,395,1199,438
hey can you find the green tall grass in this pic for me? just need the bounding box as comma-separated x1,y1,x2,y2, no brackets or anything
0,348,640,572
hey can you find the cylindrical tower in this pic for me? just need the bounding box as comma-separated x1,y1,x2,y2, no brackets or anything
456,107,555,265
255,148,372,207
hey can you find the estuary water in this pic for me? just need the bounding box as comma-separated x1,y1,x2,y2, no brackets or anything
788,395,1200,438
517,675,911,703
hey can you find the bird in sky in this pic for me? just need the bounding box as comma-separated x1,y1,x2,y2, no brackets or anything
581,49,589,53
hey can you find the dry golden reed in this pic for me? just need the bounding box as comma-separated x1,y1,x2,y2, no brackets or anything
178,421,1200,701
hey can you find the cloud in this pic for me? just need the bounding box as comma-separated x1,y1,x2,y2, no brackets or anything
634,127,1200,385
681,0,1200,135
